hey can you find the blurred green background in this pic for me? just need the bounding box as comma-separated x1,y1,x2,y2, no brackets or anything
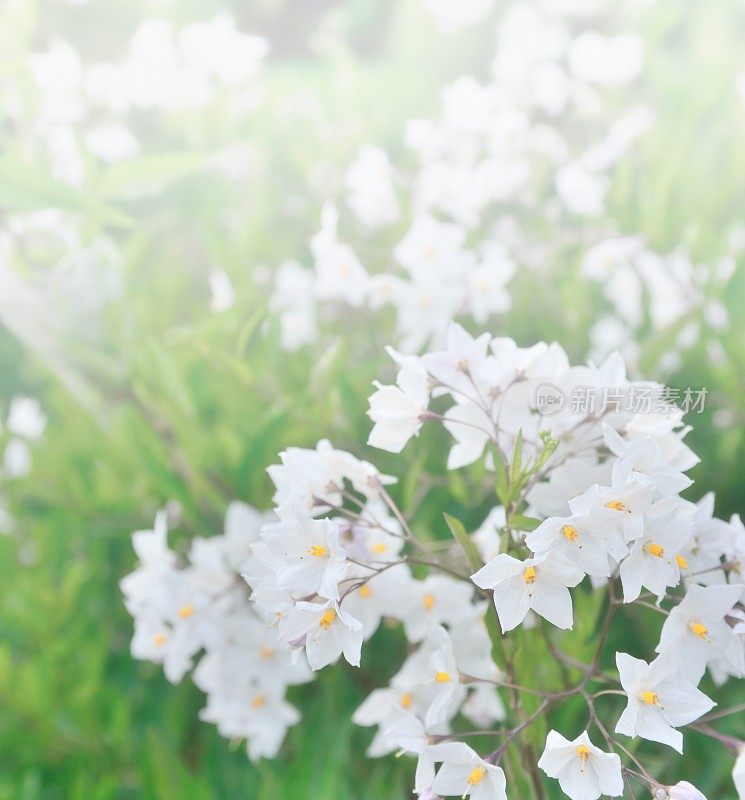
0,0,744,798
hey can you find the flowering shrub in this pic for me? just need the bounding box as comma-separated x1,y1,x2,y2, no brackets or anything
124,324,745,799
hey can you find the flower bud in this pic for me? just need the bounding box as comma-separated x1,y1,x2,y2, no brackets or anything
667,781,707,800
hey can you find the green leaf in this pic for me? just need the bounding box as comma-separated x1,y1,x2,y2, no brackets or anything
510,515,541,532
443,513,482,572
0,156,134,227
98,152,212,199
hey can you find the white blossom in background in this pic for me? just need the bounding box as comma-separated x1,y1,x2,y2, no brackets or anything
121,502,312,760
420,0,493,32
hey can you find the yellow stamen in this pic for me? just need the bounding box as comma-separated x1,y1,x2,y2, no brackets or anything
640,691,661,706
400,692,412,709
178,604,194,619
676,554,689,569
576,744,591,769
690,622,709,640
423,593,436,610
260,644,274,659
371,542,388,554
319,609,336,629
466,766,486,786
434,671,452,683
250,694,266,709
645,542,665,558
562,524,579,542
605,500,626,512
153,633,167,646
523,566,537,584
359,584,372,599
308,545,328,557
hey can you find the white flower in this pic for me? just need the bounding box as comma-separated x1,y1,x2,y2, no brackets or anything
666,781,707,800
345,145,399,228
471,551,584,632
3,438,32,478
537,729,623,800
555,162,609,217
422,742,508,800
423,625,467,729
602,425,692,497
261,514,347,601
618,506,693,602
567,32,643,87
614,651,715,752
341,564,414,640
394,214,467,282
208,269,236,312
656,584,745,683
279,599,363,670
199,684,299,762
421,0,491,32
402,575,476,642
733,747,745,800
367,350,431,453
526,511,626,577
7,396,46,440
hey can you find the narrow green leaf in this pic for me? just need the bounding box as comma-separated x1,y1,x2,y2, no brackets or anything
443,513,482,572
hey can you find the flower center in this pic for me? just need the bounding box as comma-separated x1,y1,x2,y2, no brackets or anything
640,691,662,706
675,554,689,569
562,524,579,542
400,692,412,709
523,566,537,584
371,542,388,554
466,766,486,786
308,545,328,557
153,633,167,646
319,609,337,629
359,584,372,599
434,671,452,683
250,694,266,709
576,744,590,768
178,604,194,619
260,644,274,659
689,622,709,640
645,542,665,558
423,593,436,610
605,500,626,512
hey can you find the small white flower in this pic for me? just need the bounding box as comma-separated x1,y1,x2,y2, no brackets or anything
537,729,623,800
422,741,508,800
656,583,745,683
733,747,745,800
618,506,693,602
208,269,236,312
261,514,347,601
666,781,708,800
423,625,467,729
471,551,584,632
368,350,430,453
614,651,715,752
279,599,363,670
526,512,626,577
7,396,46,440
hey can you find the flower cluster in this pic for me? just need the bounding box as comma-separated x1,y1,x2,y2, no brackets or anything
270,0,653,352
5,12,267,184
246,324,744,799
120,502,311,760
